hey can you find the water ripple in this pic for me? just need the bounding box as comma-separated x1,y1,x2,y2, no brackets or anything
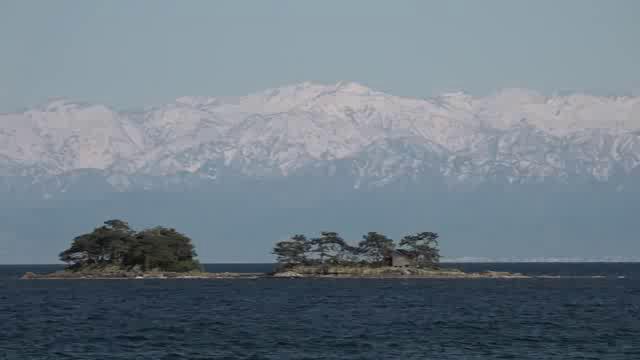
1,264,640,359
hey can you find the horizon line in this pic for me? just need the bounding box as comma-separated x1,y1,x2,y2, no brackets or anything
3,81,639,114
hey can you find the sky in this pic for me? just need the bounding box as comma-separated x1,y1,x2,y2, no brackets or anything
1,0,639,112
1,1,640,263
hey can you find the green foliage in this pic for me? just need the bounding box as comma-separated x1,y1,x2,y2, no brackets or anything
399,231,440,268
59,219,134,268
272,230,441,268
310,231,353,265
358,232,395,265
272,234,311,267
59,220,200,272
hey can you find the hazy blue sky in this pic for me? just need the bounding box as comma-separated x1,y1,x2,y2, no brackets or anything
1,0,639,111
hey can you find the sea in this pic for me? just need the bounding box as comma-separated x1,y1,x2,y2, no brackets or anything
1,263,639,359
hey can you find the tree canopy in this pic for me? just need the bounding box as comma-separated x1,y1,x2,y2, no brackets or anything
272,234,310,266
399,232,441,267
310,231,351,265
59,220,201,272
358,232,395,265
272,230,441,268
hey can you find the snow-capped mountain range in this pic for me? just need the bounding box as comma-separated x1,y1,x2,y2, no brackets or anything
2,81,640,193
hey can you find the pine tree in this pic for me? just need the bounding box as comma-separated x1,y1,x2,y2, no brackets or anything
272,234,311,267
310,231,348,265
399,232,440,268
358,232,395,265
59,220,200,272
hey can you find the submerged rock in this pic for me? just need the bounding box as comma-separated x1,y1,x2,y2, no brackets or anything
272,271,303,278
21,272,37,280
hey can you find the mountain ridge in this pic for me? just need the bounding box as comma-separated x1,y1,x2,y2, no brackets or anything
2,82,640,196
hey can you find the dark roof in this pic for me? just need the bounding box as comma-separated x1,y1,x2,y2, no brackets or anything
392,249,413,257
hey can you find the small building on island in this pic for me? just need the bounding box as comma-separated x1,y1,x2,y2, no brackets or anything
391,249,414,267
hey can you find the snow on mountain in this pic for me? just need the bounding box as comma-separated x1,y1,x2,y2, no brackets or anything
0,99,144,175
1,82,640,191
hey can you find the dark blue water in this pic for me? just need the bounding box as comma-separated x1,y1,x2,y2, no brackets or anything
1,263,640,359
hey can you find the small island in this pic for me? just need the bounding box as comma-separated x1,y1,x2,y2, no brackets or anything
22,219,259,280
270,231,526,278
23,220,526,280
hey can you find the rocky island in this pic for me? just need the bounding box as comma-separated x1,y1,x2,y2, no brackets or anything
23,219,261,280
269,231,527,279
23,220,527,280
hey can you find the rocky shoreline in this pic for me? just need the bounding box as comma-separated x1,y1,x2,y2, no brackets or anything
21,271,263,280
271,271,529,279
22,266,529,280
271,266,529,279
